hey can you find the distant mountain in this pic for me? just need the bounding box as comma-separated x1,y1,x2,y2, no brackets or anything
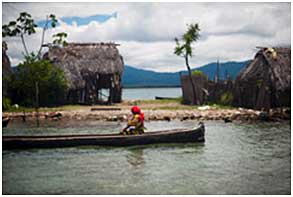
122,66,181,87
11,60,251,88
195,60,252,81
122,60,251,87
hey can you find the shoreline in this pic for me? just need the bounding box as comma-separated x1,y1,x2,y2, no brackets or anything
122,86,181,89
3,106,290,123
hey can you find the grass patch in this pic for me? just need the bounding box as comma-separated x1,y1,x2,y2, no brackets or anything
47,105,88,111
4,105,87,113
206,103,235,109
5,106,35,113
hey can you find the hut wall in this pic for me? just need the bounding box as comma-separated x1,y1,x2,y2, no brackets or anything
181,72,235,106
180,74,208,105
233,81,266,109
276,89,291,107
207,80,233,104
233,47,291,110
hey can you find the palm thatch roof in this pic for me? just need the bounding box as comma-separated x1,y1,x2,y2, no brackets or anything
234,47,291,109
236,47,290,92
44,42,124,90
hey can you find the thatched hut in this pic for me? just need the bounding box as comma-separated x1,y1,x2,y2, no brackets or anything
2,41,12,97
233,47,291,110
44,42,124,104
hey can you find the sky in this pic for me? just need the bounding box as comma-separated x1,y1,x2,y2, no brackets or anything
2,2,291,72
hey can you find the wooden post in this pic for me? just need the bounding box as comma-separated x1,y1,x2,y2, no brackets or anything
35,81,39,127
108,76,114,105
22,109,26,122
112,74,122,103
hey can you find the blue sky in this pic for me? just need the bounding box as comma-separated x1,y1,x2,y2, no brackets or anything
36,12,118,27
2,2,291,72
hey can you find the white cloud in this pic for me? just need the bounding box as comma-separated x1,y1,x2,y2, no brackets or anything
2,2,291,72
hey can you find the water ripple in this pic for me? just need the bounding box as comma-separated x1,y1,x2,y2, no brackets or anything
2,120,291,194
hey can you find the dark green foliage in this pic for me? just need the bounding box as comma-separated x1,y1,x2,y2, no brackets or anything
2,12,68,57
256,79,263,88
220,92,234,106
53,32,68,46
2,97,11,111
2,12,37,37
2,12,69,108
174,24,200,58
7,55,68,107
49,14,58,28
2,12,59,38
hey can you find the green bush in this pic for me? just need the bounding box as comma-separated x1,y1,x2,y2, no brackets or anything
220,92,233,106
256,79,263,88
7,54,68,107
2,97,11,111
192,70,208,80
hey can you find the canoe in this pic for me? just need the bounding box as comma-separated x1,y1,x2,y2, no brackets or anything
155,96,178,100
2,117,10,128
3,122,205,150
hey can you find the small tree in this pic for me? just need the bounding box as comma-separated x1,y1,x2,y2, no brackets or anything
8,55,68,107
174,24,200,105
2,12,67,59
2,12,69,107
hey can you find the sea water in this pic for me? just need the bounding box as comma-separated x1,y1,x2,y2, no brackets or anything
121,87,181,100
2,120,291,194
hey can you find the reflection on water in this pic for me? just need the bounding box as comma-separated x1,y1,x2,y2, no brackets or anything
2,120,291,195
127,148,145,168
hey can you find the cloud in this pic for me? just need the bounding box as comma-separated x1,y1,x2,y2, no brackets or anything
2,2,291,72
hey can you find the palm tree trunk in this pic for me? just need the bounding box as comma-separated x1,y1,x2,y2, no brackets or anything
185,55,197,105
20,33,29,56
37,16,49,59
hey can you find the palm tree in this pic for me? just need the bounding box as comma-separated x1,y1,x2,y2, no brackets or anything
174,23,200,105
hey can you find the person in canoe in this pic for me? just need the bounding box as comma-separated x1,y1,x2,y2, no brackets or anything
120,106,145,135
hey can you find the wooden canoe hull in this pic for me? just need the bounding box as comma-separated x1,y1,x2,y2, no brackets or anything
155,96,178,100
3,123,205,150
